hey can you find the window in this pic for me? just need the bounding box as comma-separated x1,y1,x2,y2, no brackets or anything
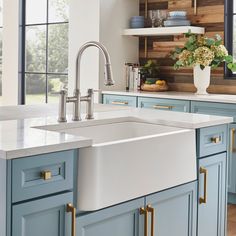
225,0,236,78
20,0,69,104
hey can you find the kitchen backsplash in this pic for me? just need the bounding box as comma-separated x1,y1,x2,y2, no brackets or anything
138,0,236,94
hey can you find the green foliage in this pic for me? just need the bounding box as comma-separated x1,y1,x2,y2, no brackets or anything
140,60,160,78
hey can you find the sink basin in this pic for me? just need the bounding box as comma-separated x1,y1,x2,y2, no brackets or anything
57,121,185,145
39,120,197,211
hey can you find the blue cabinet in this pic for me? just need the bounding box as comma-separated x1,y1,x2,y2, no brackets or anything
145,182,197,236
103,94,137,107
12,192,73,236
138,97,190,112
229,124,236,198
196,125,227,158
198,153,227,236
11,150,75,203
191,101,236,122
76,197,143,236
76,182,197,236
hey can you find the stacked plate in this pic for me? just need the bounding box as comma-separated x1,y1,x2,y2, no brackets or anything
164,11,191,27
130,16,145,28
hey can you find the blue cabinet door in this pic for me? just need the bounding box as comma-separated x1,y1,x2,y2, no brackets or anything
138,97,190,112
191,101,236,121
145,182,197,236
228,124,236,196
76,197,144,236
198,153,226,236
12,192,73,236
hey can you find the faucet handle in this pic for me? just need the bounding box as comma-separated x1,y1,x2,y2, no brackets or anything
58,89,68,123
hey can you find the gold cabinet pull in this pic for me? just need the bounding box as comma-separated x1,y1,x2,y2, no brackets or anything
111,101,129,105
231,128,236,153
67,203,76,236
210,136,221,144
199,167,208,204
40,170,52,180
140,207,148,236
153,105,174,110
147,205,155,236
194,0,197,15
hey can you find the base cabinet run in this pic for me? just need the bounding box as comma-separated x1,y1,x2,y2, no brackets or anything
76,182,197,236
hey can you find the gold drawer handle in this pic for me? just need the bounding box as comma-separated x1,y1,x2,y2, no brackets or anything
153,105,174,110
140,207,148,236
147,205,155,236
41,170,52,180
67,203,76,236
199,167,208,204
111,101,129,105
210,136,221,144
231,128,236,153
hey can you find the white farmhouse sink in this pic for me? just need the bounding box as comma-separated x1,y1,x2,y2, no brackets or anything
45,120,196,211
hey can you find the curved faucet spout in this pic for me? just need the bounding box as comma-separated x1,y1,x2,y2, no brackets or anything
75,41,115,90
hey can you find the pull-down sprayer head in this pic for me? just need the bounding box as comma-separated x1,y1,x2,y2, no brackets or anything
75,41,115,90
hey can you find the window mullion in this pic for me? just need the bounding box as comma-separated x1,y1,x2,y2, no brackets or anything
45,0,49,103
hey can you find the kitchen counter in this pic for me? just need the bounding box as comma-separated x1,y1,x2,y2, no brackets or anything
102,90,236,104
0,103,233,160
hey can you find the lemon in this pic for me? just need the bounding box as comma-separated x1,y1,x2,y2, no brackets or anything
156,80,166,86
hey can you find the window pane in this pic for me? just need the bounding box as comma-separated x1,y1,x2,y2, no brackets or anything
25,74,46,104
234,1,236,14
48,24,68,73
48,75,68,103
48,0,69,23
26,0,47,24
25,26,46,73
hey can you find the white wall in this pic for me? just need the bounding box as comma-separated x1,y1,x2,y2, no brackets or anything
99,0,139,91
2,0,19,105
69,0,139,100
68,0,100,98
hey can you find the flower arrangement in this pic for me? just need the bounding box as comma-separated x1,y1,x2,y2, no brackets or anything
171,32,236,71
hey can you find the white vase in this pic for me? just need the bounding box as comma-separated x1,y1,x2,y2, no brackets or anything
193,65,211,95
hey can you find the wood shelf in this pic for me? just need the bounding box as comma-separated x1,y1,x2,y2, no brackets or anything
123,26,205,36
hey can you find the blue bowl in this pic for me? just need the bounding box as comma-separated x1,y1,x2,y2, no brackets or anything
130,21,145,28
130,16,144,28
131,16,145,20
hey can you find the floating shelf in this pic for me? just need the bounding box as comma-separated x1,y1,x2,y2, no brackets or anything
123,26,205,37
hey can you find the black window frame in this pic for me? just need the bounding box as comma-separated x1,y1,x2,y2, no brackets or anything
19,0,69,104
225,0,236,79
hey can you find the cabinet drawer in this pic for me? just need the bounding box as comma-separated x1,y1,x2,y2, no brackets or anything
12,150,75,203
191,101,236,121
197,125,227,158
103,95,137,107
138,97,190,112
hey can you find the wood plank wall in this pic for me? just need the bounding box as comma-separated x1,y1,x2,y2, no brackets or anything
139,0,236,94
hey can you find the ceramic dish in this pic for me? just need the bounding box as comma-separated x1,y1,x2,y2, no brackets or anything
169,11,187,17
164,20,191,27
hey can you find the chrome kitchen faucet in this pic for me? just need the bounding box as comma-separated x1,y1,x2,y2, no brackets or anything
58,41,114,122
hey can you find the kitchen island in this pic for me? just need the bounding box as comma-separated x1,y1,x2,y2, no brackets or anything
0,103,233,236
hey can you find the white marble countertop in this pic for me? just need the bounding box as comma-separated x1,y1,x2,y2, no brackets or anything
0,103,233,160
102,90,236,104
